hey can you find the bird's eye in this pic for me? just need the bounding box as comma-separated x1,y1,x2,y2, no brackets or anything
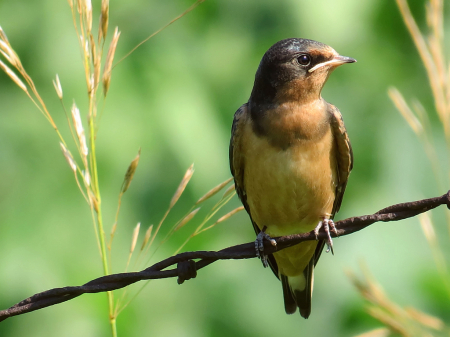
297,54,311,66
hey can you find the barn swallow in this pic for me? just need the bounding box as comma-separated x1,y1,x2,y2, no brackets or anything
229,38,354,318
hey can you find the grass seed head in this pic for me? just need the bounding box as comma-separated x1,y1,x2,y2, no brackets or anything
130,222,140,254
82,170,91,186
121,149,141,193
175,208,200,231
0,40,14,62
222,183,236,199
170,164,194,209
196,206,244,235
84,0,92,34
76,0,82,14
89,74,95,96
141,224,153,251
60,143,77,172
102,27,120,96
94,54,101,89
215,206,244,224
366,307,408,336
89,190,99,213
71,102,89,158
89,34,96,72
0,40,20,68
196,177,233,204
84,39,89,59
99,0,109,42
0,26,10,44
0,59,27,92
405,307,444,330
53,74,63,99
0,49,12,64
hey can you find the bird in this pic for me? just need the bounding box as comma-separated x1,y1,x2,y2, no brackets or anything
229,38,355,318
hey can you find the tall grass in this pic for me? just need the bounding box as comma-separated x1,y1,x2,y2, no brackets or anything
351,0,450,335
0,0,242,335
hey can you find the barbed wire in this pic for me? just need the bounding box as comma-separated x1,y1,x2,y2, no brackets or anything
1,191,449,322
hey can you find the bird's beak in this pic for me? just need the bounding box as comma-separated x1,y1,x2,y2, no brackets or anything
308,55,356,73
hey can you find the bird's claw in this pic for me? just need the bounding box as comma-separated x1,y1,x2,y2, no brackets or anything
255,228,277,268
314,218,338,254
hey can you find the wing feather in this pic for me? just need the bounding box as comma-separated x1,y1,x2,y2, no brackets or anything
229,103,280,278
314,105,353,265
328,103,353,217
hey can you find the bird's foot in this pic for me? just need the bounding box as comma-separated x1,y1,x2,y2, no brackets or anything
255,227,277,268
314,218,338,254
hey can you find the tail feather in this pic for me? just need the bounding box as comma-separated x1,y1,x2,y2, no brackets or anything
280,256,315,319
295,256,314,318
281,274,297,314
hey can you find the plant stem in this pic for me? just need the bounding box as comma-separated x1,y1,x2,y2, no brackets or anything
88,97,117,336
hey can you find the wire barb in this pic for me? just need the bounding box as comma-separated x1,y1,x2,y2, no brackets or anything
177,260,197,284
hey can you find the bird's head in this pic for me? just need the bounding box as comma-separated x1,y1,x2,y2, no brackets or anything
250,38,356,105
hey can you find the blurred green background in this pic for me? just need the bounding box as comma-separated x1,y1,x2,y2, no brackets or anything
1,0,449,336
